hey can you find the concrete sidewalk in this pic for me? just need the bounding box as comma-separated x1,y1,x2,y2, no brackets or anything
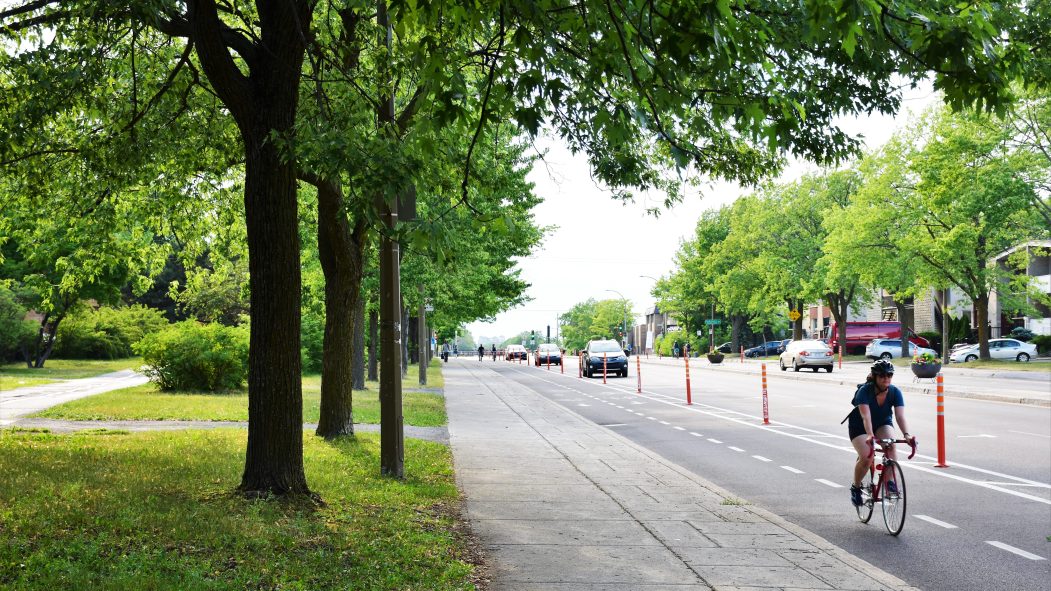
446,361,919,591
634,355,1051,407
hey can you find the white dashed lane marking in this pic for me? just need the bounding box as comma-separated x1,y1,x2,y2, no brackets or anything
689,432,703,437
673,426,686,431
815,479,843,488
985,541,1045,561
914,515,957,529
780,466,804,474
728,446,745,452
752,455,772,462
707,438,722,444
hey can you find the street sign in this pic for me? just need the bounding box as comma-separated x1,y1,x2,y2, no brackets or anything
696,330,703,336
704,319,721,325
788,310,801,321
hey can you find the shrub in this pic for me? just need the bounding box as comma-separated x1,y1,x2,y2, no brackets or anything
301,312,325,374
53,304,169,360
1008,326,1035,342
1032,334,1051,355
918,331,942,353
134,321,249,391
0,286,36,361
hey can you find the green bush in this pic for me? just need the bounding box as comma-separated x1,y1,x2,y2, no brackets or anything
918,331,942,352
0,286,36,361
1008,326,1035,342
53,304,169,360
134,321,249,391
301,312,324,374
1031,334,1051,355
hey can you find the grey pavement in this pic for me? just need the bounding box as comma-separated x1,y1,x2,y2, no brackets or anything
635,354,1051,407
446,361,920,591
0,369,150,425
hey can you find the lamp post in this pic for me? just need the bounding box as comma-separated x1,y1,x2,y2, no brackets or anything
639,276,660,355
606,289,629,350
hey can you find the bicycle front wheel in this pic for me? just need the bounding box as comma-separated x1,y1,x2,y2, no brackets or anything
881,460,907,535
856,469,874,523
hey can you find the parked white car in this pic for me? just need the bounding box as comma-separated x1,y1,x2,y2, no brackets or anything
949,338,1037,363
779,339,834,372
865,339,937,360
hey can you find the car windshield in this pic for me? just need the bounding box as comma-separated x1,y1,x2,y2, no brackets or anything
590,342,622,353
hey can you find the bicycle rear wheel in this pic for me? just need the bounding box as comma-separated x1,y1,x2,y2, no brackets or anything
881,460,907,535
856,469,874,523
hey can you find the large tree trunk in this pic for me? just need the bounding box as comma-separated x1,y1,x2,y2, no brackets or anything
825,288,852,360
975,294,991,359
895,299,909,359
314,179,366,439
189,0,312,495
730,314,746,353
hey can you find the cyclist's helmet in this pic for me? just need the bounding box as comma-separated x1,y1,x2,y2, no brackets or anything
871,359,895,376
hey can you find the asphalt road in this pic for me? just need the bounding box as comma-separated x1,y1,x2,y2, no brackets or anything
475,356,1051,591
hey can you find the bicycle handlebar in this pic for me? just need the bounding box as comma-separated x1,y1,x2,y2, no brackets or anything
867,437,917,460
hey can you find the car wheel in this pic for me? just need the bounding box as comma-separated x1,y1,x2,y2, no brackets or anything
812,367,819,372
825,366,833,373
965,354,977,362
780,360,787,371
793,359,801,372
879,352,892,360
621,368,628,378
1017,353,1030,362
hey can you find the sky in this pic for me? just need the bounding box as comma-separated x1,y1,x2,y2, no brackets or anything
467,85,940,345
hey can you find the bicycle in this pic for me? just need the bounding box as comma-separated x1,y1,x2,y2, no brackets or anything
855,437,916,536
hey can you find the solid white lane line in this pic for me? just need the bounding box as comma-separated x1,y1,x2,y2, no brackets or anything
914,515,958,529
707,438,723,444
752,455,772,462
728,446,745,452
985,541,1046,561
815,479,843,488
781,466,804,474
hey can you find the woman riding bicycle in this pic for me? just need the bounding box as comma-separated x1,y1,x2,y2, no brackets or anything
847,359,916,507
478,345,485,361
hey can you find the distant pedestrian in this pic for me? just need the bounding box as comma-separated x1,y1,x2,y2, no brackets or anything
684,342,691,357
673,341,680,358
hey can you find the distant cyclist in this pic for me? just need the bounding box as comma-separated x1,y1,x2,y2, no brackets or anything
491,344,497,361
846,359,916,507
478,344,485,361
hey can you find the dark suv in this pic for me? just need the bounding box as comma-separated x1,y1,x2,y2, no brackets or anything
744,341,782,358
583,339,628,378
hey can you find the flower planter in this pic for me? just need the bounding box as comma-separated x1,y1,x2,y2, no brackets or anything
707,353,725,364
910,362,941,379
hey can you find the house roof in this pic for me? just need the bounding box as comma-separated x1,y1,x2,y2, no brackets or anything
989,239,1051,262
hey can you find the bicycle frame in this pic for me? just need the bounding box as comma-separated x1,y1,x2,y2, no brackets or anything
857,437,916,536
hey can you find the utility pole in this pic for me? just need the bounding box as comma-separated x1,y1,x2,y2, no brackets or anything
377,0,403,478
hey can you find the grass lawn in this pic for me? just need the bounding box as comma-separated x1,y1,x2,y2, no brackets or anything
0,358,144,390
32,380,447,426
0,428,478,590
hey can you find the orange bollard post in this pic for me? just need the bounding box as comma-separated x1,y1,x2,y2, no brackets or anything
603,352,608,384
936,373,948,468
684,355,692,405
561,350,565,374
740,346,744,363
578,353,583,378
636,355,642,393
761,363,770,425
546,354,550,371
